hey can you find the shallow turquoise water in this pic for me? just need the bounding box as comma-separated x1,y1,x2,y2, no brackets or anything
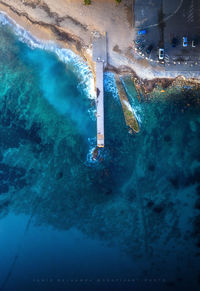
0,16,200,291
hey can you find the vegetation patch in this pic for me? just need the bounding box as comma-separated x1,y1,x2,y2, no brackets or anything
84,0,91,5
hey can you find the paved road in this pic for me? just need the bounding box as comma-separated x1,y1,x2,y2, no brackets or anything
92,35,107,66
134,0,200,71
135,0,182,28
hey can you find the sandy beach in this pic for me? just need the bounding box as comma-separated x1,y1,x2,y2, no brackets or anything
0,0,165,80
0,0,133,77
0,0,200,83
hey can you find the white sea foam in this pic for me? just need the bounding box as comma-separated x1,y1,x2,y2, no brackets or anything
0,11,96,100
85,137,98,166
123,99,132,112
88,107,96,121
125,100,142,124
104,72,119,100
85,137,110,166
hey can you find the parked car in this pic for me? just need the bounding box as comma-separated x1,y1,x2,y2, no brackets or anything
183,37,187,47
171,37,178,47
138,29,147,36
192,40,197,47
146,45,153,54
138,44,145,51
159,48,164,60
134,38,142,45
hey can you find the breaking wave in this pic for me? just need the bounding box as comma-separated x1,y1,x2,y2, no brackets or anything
104,72,119,100
0,11,96,100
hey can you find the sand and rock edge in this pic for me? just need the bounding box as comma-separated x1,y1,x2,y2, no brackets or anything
0,1,200,89
0,0,200,133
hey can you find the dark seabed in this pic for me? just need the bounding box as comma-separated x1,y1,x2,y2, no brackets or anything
0,14,200,291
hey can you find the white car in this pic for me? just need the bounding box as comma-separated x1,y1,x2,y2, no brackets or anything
159,48,164,60
192,40,196,48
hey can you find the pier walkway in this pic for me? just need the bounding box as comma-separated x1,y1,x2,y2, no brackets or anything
96,61,104,147
93,34,107,148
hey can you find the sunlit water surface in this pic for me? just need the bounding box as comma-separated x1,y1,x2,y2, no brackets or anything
0,15,200,291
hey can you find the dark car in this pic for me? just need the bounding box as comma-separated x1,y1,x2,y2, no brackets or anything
146,45,153,54
134,38,142,45
172,37,178,47
138,44,145,51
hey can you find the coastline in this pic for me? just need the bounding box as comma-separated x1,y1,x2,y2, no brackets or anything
0,0,200,96
1,3,200,288
0,10,96,101
0,1,96,79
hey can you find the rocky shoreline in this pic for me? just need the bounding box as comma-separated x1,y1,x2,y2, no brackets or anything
0,0,200,97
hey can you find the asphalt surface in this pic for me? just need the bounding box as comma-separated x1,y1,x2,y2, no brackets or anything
134,0,200,71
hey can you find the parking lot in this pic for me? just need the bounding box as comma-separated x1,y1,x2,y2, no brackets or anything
134,0,200,71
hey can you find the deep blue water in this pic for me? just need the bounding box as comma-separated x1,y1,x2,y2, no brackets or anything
0,15,200,291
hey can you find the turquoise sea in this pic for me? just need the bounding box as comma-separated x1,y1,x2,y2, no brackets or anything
0,13,200,291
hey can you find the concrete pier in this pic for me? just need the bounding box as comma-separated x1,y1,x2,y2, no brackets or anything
96,61,104,147
93,34,107,147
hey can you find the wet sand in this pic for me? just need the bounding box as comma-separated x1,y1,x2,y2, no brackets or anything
0,0,200,90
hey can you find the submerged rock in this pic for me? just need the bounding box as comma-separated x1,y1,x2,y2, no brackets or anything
56,171,63,180
197,185,200,196
0,184,9,194
92,146,99,160
195,198,200,210
164,135,171,142
153,204,165,214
